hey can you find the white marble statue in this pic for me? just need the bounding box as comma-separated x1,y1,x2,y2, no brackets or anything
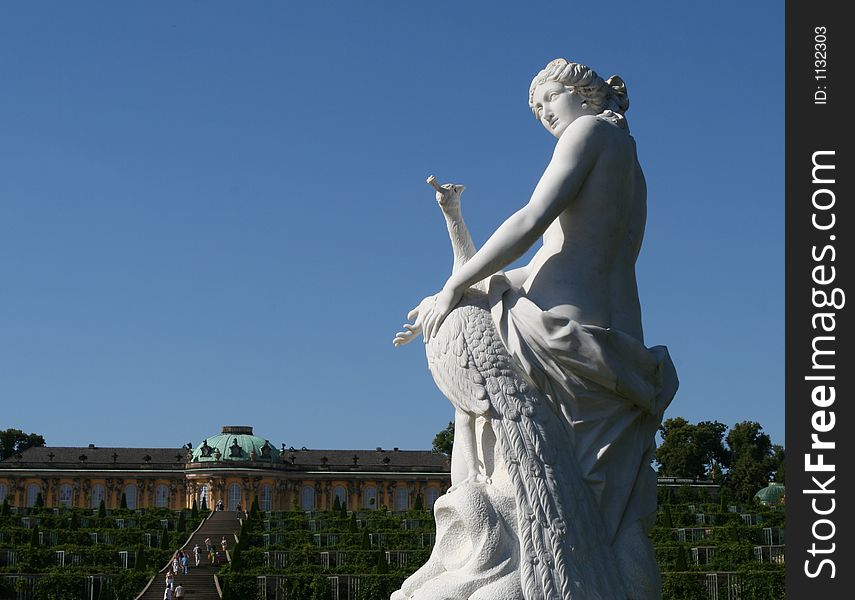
393,58,678,600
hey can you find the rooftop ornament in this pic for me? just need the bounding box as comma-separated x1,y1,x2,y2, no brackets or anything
229,438,243,458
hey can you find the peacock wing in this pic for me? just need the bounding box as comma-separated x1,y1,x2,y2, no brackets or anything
424,293,491,416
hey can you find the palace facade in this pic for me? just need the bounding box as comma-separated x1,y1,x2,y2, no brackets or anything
0,426,451,513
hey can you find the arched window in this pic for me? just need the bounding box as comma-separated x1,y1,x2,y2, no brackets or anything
426,488,440,510
0,483,8,504
227,483,242,510
301,486,314,511
333,486,347,510
198,484,210,509
91,485,105,509
395,488,409,512
123,485,137,510
363,486,377,510
259,485,272,512
155,485,170,508
59,484,73,508
27,484,40,507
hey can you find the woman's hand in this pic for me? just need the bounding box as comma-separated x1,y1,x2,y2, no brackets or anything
393,286,463,346
422,286,463,341
392,302,428,347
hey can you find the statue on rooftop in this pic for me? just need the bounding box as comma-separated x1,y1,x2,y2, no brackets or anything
393,58,677,600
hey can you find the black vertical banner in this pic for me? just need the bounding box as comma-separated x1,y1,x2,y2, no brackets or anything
786,1,853,597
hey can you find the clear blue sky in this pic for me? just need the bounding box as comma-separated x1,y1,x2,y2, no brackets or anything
0,2,783,451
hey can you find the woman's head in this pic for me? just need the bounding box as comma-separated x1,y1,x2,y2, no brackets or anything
529,58,629,118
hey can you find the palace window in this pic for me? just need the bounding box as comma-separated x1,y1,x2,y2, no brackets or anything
123,485,137,510
91,485,105,509
301,486,315,511
59,484,73,508
363,486,377,510
259,485,272,512
0,483,7,504
395,488,409,512
155,485,169,508
227,483,242,510
27,484,40,507
333,486,347,509
427,488,440,510
198,484,210,508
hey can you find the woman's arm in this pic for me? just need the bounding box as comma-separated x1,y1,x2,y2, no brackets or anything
420,116,604,339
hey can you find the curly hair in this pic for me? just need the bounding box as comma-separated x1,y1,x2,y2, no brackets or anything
528,58,629,118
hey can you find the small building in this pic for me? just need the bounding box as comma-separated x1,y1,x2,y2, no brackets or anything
0,426,451,513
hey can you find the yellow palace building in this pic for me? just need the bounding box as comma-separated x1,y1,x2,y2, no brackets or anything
0,426,451,513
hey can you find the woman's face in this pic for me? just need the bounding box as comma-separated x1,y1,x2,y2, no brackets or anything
531,80,584,139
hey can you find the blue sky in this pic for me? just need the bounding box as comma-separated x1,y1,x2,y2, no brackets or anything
0,2,783,451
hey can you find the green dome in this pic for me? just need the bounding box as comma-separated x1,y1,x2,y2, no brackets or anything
191,426,279,463
754,482,785,505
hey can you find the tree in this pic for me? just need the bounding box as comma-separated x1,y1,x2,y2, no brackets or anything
201,495,208,511
333,495,341,513
771,444,785,483
432,421,454,456
375,550,388,574
97,499,106,519
119,492,127,509
177,510,186,533
34,493,44,509
656,418,728,479
725,421,777,502
134,548,147,571
160,528,171,550
191,499,199,520
0,428,45,461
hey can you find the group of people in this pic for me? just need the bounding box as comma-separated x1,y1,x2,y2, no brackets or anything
163,550,189,599
213,498,242,514
203,535,230,564
162,537,229,599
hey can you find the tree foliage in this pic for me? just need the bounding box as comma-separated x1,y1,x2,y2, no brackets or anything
656,418,728,479
0,428,45,461
432,421,454,456
656,418,782,503
726,421,778,502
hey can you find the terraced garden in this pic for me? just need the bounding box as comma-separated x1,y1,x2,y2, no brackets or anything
0,501,204,599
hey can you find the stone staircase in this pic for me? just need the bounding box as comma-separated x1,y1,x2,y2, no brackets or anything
136,510,243,600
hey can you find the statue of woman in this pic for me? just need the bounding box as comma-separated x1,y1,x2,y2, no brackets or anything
395,59,677,600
